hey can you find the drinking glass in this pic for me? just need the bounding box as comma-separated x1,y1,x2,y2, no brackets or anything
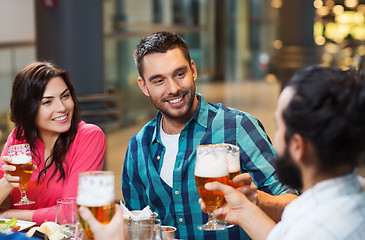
129,218,162,240
195,144,229,231
223,143,240,228
226,144,240,189
56,197,78,238
77,171,116,240
8,144,35,206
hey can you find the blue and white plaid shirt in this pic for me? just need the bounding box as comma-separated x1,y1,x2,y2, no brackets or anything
122,93,294,240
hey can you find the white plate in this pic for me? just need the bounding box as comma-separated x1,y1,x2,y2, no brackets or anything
0,218,36,231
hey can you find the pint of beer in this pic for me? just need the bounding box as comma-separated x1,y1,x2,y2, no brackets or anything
195,144,228,211
195,144,229,230
77,171,116,239
8,144,35,205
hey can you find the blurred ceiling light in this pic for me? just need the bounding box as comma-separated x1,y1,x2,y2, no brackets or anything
315,36,326,45
352,24,365,40
333,5,344,15
271,0,282,8
314,22,324,37
324,0,335,9
317,6,330,16
314,0,323,9
272,40,282,49
344,0,358,9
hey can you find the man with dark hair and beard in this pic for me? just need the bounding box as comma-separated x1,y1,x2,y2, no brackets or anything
122,31,298,240
199,65,365,239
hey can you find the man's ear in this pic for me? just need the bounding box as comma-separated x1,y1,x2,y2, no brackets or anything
289,133,306,164
191,60,197,82
137,77,150,97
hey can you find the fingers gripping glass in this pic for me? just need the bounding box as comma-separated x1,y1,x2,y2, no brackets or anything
8,144,35,206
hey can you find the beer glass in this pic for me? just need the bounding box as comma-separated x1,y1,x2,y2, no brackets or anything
8,144,35,206
224,143,240,228
77,171,116,239
195,144,229,231
226,144,240,189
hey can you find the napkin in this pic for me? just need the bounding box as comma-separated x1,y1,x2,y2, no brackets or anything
120,201,154,220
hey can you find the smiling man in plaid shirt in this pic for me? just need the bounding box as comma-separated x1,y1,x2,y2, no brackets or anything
121,31,297,240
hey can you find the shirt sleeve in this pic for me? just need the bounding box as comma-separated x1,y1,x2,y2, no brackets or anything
32,125,106,224
237,114,295,195
121,138,148,210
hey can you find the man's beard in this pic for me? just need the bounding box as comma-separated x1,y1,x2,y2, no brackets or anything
149,84,196,120
275,146,303,190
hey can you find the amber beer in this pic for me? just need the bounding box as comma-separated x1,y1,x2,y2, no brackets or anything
9,161,33,190
77,171,115,239
8,144,33,190
77,202,116,239
195,175,228,211
195,144,229,211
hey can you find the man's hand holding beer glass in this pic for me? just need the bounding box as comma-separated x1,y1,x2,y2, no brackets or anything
199,180,275,239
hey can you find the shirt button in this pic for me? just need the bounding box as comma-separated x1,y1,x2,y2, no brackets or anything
157,156,161,160
181,136,184,140
175,190,179,195
179,218,183,222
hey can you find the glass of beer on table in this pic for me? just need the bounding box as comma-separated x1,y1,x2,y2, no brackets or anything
8,143,35,206
77,171,116,239
195,144,229,231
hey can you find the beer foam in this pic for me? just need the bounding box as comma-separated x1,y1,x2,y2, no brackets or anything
11,154,32,164
77,174,115,206
227,154,240,172
195,154,228,178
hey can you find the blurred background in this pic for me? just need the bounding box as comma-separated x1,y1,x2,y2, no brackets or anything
1,0,365,201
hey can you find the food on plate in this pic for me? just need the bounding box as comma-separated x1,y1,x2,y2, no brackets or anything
27,221,68,240
0,218,18,234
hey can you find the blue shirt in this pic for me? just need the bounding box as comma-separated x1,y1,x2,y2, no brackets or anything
122,93,293,240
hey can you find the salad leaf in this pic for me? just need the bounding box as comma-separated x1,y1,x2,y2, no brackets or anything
0,218,18,232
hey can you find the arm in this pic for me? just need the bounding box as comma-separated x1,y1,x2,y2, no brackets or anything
257,190,297,222
232,173,297,222
200,181,276,240
32,126,106,224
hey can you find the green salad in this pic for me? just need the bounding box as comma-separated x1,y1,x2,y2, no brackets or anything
0,218,19,234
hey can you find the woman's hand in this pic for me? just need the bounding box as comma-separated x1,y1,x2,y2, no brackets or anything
1,156,20,188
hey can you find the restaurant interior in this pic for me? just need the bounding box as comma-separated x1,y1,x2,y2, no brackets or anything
0,0,365,202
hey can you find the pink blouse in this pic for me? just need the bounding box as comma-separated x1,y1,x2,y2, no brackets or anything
0,121,106,225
